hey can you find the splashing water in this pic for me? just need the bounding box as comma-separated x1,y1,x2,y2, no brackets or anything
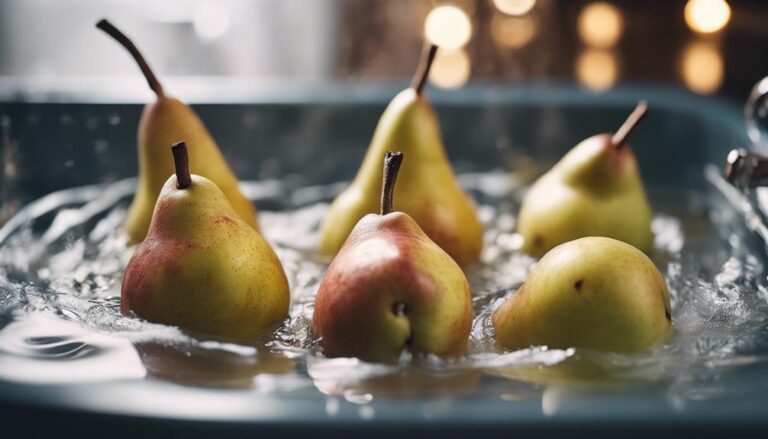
0,168,767,404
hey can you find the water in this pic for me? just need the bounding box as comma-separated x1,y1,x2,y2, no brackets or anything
1,168,768,409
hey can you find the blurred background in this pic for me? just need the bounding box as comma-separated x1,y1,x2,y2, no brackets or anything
0,0,766,101
1,0,767,225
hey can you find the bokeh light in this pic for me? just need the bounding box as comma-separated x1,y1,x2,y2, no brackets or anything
491,14,537,49
424,5,472,50
681,41,724,94
576,49,619,92
577,2,624,49
492,0,536,16
429,48,471,89
684,0,731,34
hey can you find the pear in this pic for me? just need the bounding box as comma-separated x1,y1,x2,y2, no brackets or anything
97,19,257,244
319,44,483,266
517,102,653,257
121,142,289,339
313,152,473,362
492,237,672,352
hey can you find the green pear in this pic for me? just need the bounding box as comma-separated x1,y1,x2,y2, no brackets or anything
319,44,483,266
517,102,653,257
121,142,289,339
492,237,672,352
313,152,473,362
97,19,257,244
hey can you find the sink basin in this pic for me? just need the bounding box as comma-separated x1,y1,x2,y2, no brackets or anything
1,82,765,437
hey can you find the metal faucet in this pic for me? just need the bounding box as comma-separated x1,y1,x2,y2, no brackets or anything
724,75,768,188
724,149,768,188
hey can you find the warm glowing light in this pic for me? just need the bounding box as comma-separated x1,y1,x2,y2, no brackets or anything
577,2,624,48
681,41,724,94
576,49,619,92
424,5,472,50
493,0,536,16
491,14,537,49
430,48,471,89
194,1,231,41
685,0,731,34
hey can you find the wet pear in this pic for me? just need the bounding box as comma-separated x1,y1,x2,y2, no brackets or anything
121,142,288,339
97,19,257,244
319,44,483,266
492,237,672,352
517,102,653,257
313,152,473,362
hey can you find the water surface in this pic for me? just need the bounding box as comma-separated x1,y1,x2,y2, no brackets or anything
1,168,767,415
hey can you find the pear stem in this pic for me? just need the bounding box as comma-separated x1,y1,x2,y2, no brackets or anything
611,101,648,149
380,151,404,215
410,43,438,95
171,142,192,189
96,19,164,97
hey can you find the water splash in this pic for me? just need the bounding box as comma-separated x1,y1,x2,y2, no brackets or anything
0,171,766,403
0,314,145,383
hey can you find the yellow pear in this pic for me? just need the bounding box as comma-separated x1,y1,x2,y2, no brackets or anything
97,19,257,244
517,102,653,257
313,152,473,362
492,237,672,352
319,44,483,266
121,142,288,339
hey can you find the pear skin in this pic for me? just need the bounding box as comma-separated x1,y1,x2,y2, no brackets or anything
518,134,653,256
97,19,257,244
125,96,258,242
492,237,672,352
319,45,483,266
313,152,473,362
122,143,288,339
314,212,473,362
517,103,653,257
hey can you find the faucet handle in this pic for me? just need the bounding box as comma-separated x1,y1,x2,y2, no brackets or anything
725,148,768,188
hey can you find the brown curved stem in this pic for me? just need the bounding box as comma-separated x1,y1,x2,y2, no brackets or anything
612,101,648,149
96,19,164,96
171,142,192,189
380,151,404,215
410,43,438,95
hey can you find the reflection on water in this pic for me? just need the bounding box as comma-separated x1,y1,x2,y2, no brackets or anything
136,342,297,389
0,166,767,415
310,358,483,400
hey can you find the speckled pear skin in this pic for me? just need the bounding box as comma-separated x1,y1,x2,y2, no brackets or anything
125,96,258,244
492,237,671,352
318,89,483,267
517,134,653,257
313,212,473,363
121,174,288,339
